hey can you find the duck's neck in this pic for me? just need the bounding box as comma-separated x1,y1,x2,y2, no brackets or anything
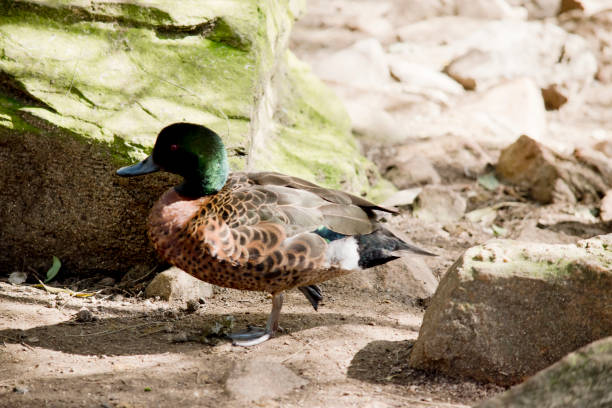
174,151,229,197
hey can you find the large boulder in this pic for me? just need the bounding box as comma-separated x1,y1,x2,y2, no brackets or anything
476,336,612,408
0,0,390,276
409,235,612,386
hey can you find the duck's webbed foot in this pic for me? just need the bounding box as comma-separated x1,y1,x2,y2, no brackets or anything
228,293,284,347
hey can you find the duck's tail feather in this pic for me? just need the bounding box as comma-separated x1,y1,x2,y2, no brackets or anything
356,228,435,269
298,285,323,311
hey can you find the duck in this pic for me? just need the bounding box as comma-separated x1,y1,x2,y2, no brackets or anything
117,123,434,346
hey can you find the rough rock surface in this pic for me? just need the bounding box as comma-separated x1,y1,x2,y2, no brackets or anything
476,336,612,408
413,186,467,223
145,267,213,303
496,135,609,203
225,360,307,402
409,235,612,386
0,0,389,276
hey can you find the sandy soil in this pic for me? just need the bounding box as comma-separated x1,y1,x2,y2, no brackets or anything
0,269,504,408
2,1,611,407
3,181,604,408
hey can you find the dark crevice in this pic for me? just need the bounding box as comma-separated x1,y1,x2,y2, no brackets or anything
2,0,249,49
0,71,57,113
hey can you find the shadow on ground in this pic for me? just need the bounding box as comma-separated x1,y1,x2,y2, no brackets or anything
347,339,505,403
0,311,420,357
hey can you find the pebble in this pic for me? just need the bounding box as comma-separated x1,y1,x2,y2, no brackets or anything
185,299,201,313
75,307,95,322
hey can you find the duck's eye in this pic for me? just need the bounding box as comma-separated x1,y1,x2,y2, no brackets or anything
170,144,179,151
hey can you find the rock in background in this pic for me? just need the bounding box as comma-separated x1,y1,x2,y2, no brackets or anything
409,235,612,386
0,0,391,276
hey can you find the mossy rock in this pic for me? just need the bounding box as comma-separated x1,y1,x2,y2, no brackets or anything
0,0,392,276
409,235,612,386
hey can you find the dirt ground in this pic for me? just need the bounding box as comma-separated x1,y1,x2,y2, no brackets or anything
2,1,612,407
2,180,607,408
0,269,502,408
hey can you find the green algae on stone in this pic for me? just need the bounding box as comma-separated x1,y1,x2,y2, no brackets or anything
409,235,612,386
0,0,392,277
252,51,395,201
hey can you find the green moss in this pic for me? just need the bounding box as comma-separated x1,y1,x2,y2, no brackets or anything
0,95,39,132
253,51,395,200
0,0,388,198
463,241,612,283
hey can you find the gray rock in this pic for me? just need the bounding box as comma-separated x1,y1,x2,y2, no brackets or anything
145,267,213,303
311,39,390,89
75,308,94,323
388,61,465,95
385,155,441,189
380,188,422,208
457,78,547,142
476,336,612,408
409,235,612,386
413,186,467,223
506,0,561,18
225,360,307,402
455,0,528,20
375,257,438,300
496,135,608,203
600,190,612,222
451,20,596,93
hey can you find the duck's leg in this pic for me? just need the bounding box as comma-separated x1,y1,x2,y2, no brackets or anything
229,293,284,347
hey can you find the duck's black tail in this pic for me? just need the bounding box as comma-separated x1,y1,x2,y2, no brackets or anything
356,228,435,269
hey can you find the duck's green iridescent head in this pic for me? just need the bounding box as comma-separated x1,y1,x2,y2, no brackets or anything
117,123,229,197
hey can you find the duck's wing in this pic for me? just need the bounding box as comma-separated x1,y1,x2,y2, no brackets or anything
190,172,386,269
247,172,397,215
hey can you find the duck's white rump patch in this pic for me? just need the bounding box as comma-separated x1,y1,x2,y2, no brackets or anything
324,237,361,271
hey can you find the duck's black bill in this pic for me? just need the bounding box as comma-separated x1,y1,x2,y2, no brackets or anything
116,155,160,177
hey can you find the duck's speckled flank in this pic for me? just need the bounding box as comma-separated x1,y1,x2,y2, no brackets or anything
147,172,368,294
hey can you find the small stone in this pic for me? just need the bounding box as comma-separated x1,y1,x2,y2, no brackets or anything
225,360,307,402
413,186,467,223
600,190,612,222
8,271,27,285
385,155,441,189
13,386,28,394
164,309,180,319
171,332,189,343
455,0,527,20
185,299,201,313
560,0,612,15
541,84,568,110
145,267,213,303
375,257,439,300
98,277,116,286
75,307,94,322
380,188,422,208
